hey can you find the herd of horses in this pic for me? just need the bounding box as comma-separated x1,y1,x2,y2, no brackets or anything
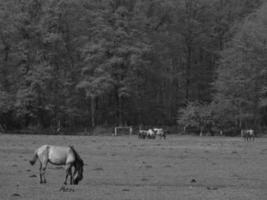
138,128,167,139
241,129,255,141
28,128,255,185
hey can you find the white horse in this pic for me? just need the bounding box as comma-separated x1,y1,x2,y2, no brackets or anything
29,145,84,185
153,128,166,139
146,129,156,139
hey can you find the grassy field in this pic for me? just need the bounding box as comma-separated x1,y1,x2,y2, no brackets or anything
1,134,267,200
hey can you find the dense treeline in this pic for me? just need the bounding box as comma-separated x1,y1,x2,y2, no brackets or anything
0,0,266,134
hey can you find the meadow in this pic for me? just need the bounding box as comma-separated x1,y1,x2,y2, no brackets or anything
1,134,267,200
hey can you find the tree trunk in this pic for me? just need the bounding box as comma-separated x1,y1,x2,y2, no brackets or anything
184,0,193,102
200,126,203,136
118,96,123,126
90,96,96,128
185,42,192,101
4,45,9,62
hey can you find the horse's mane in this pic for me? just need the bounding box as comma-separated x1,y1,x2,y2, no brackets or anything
69,145,84,184
69,145,84,166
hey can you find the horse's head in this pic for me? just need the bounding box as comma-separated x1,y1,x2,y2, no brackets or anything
73,158,84,185
69,145,84,185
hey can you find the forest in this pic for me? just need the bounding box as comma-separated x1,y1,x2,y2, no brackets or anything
0,0,266,135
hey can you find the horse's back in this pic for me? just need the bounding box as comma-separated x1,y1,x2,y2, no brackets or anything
49,145,75,165
36,145,75,165
36,144,49,156
37,144,49,151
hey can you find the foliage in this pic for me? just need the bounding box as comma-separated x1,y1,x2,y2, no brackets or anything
214,2,267,130
178,102,213,135
0,0,265,133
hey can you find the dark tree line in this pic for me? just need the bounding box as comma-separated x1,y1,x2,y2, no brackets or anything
0,0,265,134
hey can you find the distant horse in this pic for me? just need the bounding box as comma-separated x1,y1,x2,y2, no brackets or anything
138,129,155,139
153,128,166,139
138,130,147,139
147,129,156,139
29,145,84,185
241,129,255,142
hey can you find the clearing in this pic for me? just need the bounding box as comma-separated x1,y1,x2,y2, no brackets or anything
0,134,267,200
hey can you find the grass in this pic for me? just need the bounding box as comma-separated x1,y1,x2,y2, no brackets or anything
0,134,267,200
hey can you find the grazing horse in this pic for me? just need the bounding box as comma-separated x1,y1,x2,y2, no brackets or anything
153,128,166,139
29,145,84,185
241,129,255,142
146,129,156,139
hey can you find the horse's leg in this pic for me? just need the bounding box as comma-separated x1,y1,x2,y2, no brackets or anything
39,163,43,184
41,161,48,184
64,163,71,185
69,165,74,185
64,168,69,185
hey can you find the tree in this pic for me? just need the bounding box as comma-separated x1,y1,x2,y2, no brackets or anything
214,2,267,129
178,101,213,135
78,0,151,127
0,0,266,133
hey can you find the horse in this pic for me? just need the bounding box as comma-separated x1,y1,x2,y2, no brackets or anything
29,145,84,185
146,129,156,139
138,129,155,139
138,130,147,139
153,128,166,139
241,129,255,142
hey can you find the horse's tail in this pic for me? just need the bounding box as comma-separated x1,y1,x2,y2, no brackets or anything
29,151,38,165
